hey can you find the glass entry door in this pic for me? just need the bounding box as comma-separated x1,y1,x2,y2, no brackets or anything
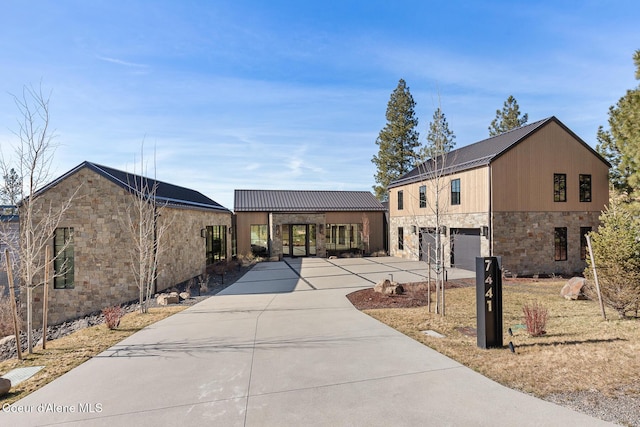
291,224,307,257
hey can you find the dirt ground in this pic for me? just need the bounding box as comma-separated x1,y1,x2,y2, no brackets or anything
346,279,472,310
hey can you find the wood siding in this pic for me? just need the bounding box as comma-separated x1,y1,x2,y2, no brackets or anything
235,212,269,256
491,121,609,212
389,166,490,217
325,211,386,253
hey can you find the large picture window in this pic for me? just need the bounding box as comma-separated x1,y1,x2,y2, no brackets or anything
54,227,74,289
326,223,363,253
419,185,426,208
206,225,227,264
451,179,460,205
250,224,268,256
554,227,567,261
579,174,592,202
554,173,567,202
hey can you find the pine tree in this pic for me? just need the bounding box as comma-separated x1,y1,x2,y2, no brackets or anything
0,168,22,205
596,49,640,192
488,95,528,136
371,79,420,201
419,107,456,160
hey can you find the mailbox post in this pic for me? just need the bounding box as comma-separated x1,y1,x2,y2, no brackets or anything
476,256,503,349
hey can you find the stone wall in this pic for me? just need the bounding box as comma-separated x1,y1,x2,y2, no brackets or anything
23,166,231,327
157,206,231,289
492,211,601,276
269,213,326,258
390,212,490,266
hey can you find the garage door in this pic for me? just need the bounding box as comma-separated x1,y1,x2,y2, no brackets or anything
450,228,481,272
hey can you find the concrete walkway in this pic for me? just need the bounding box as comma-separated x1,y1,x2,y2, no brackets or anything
1,257,612,426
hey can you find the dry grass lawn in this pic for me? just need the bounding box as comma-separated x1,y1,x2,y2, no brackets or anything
364,280,640,398
0,306,186,406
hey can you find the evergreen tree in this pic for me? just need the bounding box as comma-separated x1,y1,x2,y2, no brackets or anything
596,49,640,192
371,79,420,201
0,168,22,205
488,95,528,136
419,107,456,160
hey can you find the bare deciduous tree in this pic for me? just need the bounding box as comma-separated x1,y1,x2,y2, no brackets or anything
399,104,457,316
121,147,173,314
0,84,78,353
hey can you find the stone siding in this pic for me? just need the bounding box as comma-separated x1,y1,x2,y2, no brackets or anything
23,167,231,327
390,213,490,266
492,211,601,276
269,213,326,258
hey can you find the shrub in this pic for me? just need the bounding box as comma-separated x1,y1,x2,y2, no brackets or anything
102,306,125,330
584,198,640,318
522,301,548,337
198,272,210,294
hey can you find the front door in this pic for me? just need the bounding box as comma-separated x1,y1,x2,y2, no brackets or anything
291,224,307,257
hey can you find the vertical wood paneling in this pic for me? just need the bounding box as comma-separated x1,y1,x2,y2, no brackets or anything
491,121,609,212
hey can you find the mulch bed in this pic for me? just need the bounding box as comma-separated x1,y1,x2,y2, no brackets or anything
346,280,471,310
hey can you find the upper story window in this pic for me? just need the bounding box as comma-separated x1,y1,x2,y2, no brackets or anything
397,190,404,210
554,173,567,202
54,227,74,289
579,174,592,202
451,179,460,205
419,185,426,208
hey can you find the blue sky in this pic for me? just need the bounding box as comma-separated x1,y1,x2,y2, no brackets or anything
0,0,638,209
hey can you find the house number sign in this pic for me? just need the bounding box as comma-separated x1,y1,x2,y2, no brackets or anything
475,256,503,349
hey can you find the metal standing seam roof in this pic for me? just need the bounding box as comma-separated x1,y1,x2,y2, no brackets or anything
389,116,610,188
35,161,231,212
234,190,387,212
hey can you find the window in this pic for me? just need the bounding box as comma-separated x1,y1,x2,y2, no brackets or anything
579,174,592,202
451,179,460,205
580,227,592,260
397,190,404,210
554,227,567,261
250,224,268,256
398,227,404,250
53,227,74,289
419,185,426,208
554,173,566,202
325,223,363,252
206,225,227,264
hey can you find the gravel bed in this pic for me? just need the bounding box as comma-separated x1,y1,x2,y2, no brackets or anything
546,389,640,426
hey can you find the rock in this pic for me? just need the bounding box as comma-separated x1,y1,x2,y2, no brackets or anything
374,279,404,295
0,378,11,396
0,335,15,346
561,277,587,300
179,292,190,301
156,294,179,305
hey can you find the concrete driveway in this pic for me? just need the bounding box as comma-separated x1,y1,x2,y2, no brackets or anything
0,257,611,426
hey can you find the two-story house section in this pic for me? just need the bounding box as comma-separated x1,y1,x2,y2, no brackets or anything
388,116,610,276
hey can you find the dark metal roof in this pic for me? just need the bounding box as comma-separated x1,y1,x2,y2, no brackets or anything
36,161,231,212
389,116,610,188
234,190,386,212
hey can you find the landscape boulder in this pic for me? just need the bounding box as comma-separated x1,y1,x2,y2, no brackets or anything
179,292,190,301
0,378,11,397
560,277,587,300
156,293,179,305
374,279,404,295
